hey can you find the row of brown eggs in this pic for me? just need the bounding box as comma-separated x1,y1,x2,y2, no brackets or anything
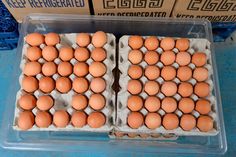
127,96,211,114
17,110,106,130
127,80,210,98
129,49,207,67
19,93,106,111
128,65,208,82
21,76,106,94
27,46,107,63
127,112,213,132
26,31,107,48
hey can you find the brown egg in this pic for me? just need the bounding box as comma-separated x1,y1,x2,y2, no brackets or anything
53,110,69,128
192,52,207,67
74,47,90,61
89,94,105,110
45,33,60,46
144,96,160,112
197,116,213,132
57,62,73,76
180,114,196,131
144,66,160,80
162,113,179,130
56,77,72,93
128,50,143,64
35,111,52,128
160,51,176,66
71,94,87,110
144,81,159,95
194,82,210,97
73,77,89,93
90,78,106,93
145,113,161,129
23,61,41,76
144,51,159,65
193,67,208,82
195,99,211,114
76,33,91,47
89,62,106,77
160,37,175,51
161,81,177,96
42,62,57,76
91,48,106,62
26,32,44,46
175,38,189,51
127,96,143,111
176,52,191,66
127,80,142,95
128,65,143,79
177,66,192,81
88,112,106,128
36,95,54,111
178,82,193,97
42,46,58,61
127,112,144,129
26,47,42,61
73,62,89,77
144,36,159,50
128,35,143,50
127,133,138,138
114,132,125,137
161,66,176,81
19,94,36,110
17,111,35,130
92,31,107,48
59,47,74,61
22,76,38,92
139,133,149,138
178,98,195,113
39,77,55,93
161,97,177,113
71,111,87,128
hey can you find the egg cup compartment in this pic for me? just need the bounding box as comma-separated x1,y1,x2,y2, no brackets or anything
109,131,178,140
116,35,219,136
13,33,116,132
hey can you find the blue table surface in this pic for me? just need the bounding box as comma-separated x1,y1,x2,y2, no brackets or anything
0,42,235,157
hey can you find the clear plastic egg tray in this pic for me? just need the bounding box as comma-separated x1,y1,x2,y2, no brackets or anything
13,33,116,132
116,35,219,136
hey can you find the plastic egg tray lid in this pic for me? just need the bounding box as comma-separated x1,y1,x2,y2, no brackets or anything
13,33,116,132
116,35,219,136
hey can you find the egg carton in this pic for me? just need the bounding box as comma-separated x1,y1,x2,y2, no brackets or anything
116,35,219,136
13,33,116,132
109,131,178,140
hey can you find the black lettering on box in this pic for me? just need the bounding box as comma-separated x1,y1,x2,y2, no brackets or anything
133,0,146,8
118,0,131,8
103,0,115,9
149,0,163,8
187,0,201,11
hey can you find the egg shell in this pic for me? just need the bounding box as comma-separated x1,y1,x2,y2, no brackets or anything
71,111,87,128
144,51,159,65
71,94,88,110
76,33,91,47
127,96,143,112
144,81,159,96
90,78,106,93
26,47,42,61
162,113,179,130
89,94,106,110
145,113,161,129
57,62,73,76
35,111,52,128
53,110,70,128
144,66,160,80
18,94,37,110
161,66,176,81
26,33,44,46
56,77,72,93
17,111,35,130
128,50,143,64
39,77,55,93
127,80,142,95
91,48,107,62
160,37,175,51
89,62,106,77
87,112,106,128
128,65,143,79
161,97,177,113
73,62,89,77
72,77,89,93
23,61,41,76
59,46,74,61
128,35,143,50
74,47,90,61
22,76,38,93
175,38,189,51
92,31,107,48
127,112,144,129
144,96,160,112
36,95,54,111
180,114,196,131
42,46,58,61
45,33,60,46
176,52,191,66
161,81,177,96
42,62,57,76
160,51,175,66
144,36,159,51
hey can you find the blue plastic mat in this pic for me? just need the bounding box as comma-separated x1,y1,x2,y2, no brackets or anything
0,1,18,50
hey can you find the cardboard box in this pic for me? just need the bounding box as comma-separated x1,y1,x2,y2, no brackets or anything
172,0,236,22
92,0,176,17
2,0,90,22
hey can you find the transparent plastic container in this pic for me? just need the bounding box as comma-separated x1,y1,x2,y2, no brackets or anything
0,14,227,154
